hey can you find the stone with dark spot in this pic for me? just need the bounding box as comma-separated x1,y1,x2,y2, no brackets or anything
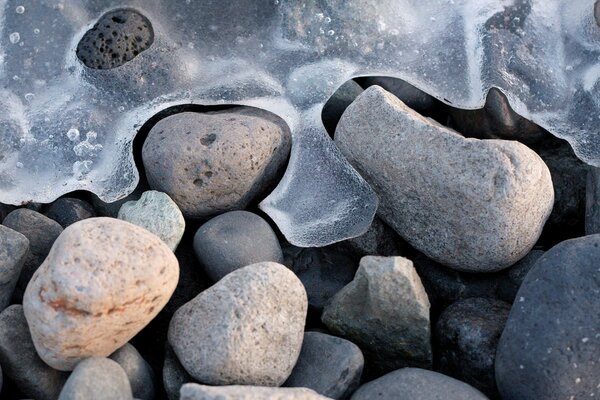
0,225,29,311
76,8,154,70
45,197,96,228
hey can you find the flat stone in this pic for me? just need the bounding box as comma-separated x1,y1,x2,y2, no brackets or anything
322,256,431,375
58,357,132,400
118,190,185,251
0,305,69,400
193,211,283,281
350,368,488,400
284,331,363,399
168,262,307,386
179,383,331,400
335,86,554,272
0,225,29,310
163,344,194,400
495,235,600,400
142,107,291,219
110,343,156,400
23,217,179,371
45,197,96,228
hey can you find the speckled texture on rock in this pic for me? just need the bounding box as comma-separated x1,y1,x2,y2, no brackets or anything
335,86,554,272
495,235,600,400
168,262,307,386
45,197,96,228
193,211,283,281
23,217,179,371
142,107,291,219
321,256,431,375
110,343,156,400
118,190,185,251
58,357,133,400
350,368,489,400
180,383,332,400
0,225,29,310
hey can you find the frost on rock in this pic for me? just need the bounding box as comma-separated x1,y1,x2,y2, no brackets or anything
0,0,599,246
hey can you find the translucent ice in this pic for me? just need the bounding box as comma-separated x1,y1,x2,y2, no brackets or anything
1,0,599,246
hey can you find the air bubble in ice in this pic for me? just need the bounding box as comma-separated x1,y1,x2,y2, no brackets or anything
15,6,24,14
9,32,20,44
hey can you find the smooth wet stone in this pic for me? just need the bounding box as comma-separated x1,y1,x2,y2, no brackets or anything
362,77,438,113
284,331,363,399
110,343,156,400
338,216,406,258
118,190,185,251
0,225,29,310
435,298,511,398
168,262,307,386
2,209,63,302
163,344,194,400
322,80,364,135
179,383,331,400
142,107,291,219
23,217,179,371
322,256,431,375
350,368,489,400
58,357,133,400
0,305,69,400
495,235,600,400
193,211,283,281
45,197,96,228
335,86,554,272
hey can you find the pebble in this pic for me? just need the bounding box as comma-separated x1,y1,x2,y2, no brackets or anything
284,331,364,399
57,357,133,400
142,107,291,218
179,383,331,400
168,262,307,386
2,208,63,302
435,297,511,398
335,85,554,272
110,343,156,400
45,197,96,228
350,368,489,400
118,190,185,252
23,217,179,371
0,305,69,400
495,235,600,400
321,80,364,135
338,216,406,258
321,256,432,375
163,344,194,400
0,225,29,310
193,211,283,281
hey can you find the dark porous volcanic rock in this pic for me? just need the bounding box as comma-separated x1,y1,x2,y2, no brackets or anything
45,197,96,228
0,225,28,310
495,235,600,400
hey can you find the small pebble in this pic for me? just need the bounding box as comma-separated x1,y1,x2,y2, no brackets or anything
163,344,194,400
45,197,96,228
179,383,331,400
57,357,133,400
110,343,156,400
0,225,29,310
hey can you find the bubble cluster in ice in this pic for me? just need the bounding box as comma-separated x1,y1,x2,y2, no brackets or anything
1,0,599,246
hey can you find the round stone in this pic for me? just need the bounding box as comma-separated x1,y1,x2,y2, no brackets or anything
58,357,132,400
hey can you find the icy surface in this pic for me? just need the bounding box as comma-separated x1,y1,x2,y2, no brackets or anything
1,0,599,246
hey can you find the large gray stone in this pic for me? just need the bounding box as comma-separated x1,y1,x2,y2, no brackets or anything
193,211,283,281
58,357,133,400
335,86,554,272
168,262,307,386
350,368,488,400
142,107,291,219
322,256,431,375
180,383,331,400
110,343,156,400
495,235,600,400
0,225,28,310
284,331,363,399
0,305,69,400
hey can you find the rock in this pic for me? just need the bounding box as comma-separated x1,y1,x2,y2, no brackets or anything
179,383,331,400
350,368,489,400
193,211,283,281
118,190,185,251
362,77,438,114
284,331,363,399
495,250,544,303
322,80,364,135
338,216,406,258
335,86,554,272
282,243,357,313
45,197,96,228
0,305,69,400
586,166,600,235
0,202,16,221
435,298,511,398
142,107,291,218
2,208,63,302
77,8,154,69
168,262,307,386
23,217,179,371
321,256,431,375
110,343,156,400
0,225,29,310
58,357,133,400
495,235,600,400
163,344,194,400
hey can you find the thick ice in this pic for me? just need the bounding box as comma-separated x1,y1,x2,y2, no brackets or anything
0,0,598,246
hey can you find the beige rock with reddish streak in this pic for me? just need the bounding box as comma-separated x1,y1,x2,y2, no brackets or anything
23,217,179,371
